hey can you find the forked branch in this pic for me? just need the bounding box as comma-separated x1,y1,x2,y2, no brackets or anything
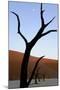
40,3,55,29
29,3,57,47
27,56,45,86
41,30,57,37
11,11,28,45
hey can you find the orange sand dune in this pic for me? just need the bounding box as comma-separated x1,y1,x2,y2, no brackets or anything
9,50,58,80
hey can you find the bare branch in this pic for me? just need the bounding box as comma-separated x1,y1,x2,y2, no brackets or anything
41,30,57,37
38,3,45,35
27,56,45,85
45,17,55,27
11,11,28,45
29,4,56,47
41,3,45,27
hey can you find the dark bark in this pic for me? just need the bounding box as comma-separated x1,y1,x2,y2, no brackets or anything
20,45,31,88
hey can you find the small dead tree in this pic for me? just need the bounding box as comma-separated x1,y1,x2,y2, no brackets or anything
35,73,38,84
34,68,39,84
42,74,45,81
11,3,57,88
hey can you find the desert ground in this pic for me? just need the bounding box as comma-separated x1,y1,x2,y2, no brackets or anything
8,79,58,89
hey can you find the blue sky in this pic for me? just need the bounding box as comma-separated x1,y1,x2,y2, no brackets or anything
8,1,58,59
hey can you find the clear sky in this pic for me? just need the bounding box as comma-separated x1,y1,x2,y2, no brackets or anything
8,1,58,59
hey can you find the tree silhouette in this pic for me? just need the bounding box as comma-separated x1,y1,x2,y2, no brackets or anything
35,66,42,84
11,3,57,88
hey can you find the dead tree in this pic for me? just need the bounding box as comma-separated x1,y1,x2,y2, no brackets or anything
11,3,57,88
35,73,38,84
34,68,39,84
42,74,45,81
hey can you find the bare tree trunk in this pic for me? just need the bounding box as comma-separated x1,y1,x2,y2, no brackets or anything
20,46,31,88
